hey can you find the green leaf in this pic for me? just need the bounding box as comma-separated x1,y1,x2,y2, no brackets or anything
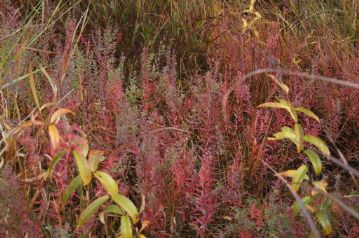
294,123,304,153
94,171,118,198
88,150,105,172
304,149,322,175
61,175,82,209
295,107,320,122
258,100,298,122
77,195,110,228
48,124,60,150
316,207,333,235
120,215,133,238
268,126,296,143
292,165,308,192
291,196,314,216
303,135,330,156
47,150,66,178
73,150,92,186
104,204,125,216
113,194,139,224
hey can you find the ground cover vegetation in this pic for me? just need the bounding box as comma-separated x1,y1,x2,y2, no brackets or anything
0,0,359,237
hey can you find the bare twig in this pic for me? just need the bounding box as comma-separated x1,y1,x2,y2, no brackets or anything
325,131,359,190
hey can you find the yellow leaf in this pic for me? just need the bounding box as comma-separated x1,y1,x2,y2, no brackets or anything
278,169,309,180
50,108,74,124
140,219,150,232
311,180,328,196
294,123,304,153
295,107,320,122
94,171,119,198
303,135,331,156
113,194,139,224
241,19,248,33
99,211,105,224
48,124,60,150
258,100,298,122
73,150,92,185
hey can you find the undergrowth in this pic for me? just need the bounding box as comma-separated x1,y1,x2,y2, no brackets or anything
0,0,359,237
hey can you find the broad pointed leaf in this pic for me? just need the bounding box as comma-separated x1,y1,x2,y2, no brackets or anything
279,99,298,122
292,165,308,192
304,135,330,156
294,123,304,152
48,125,60,150
47,150,66,178
278,169,309,180
304,149,322,175
120,215,133,238
61,175,82,209
113,194,139,224
258,100,298,122
311,180,328,196
316,208,333,235
94,171,118,198
268,131,294,141
73,150,92,185
295,107,320,122
77,195,109,228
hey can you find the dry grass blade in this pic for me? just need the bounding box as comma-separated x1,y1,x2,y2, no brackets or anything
1,69,42,90
29,64,40,110
59,6,88,82
40,65,57,100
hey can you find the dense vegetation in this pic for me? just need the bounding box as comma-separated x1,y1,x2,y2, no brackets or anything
0,0,359,237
